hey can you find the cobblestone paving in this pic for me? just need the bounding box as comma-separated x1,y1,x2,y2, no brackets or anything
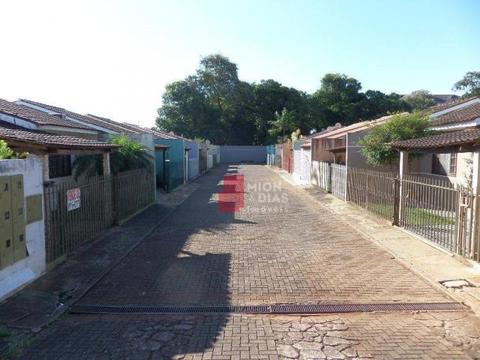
18,312,480,359
79,165,448,306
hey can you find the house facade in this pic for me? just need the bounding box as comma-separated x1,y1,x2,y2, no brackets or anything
408,97,480,187
0,110,117,300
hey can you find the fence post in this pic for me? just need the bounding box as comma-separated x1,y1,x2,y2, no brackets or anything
393,177,400,226
328,163,332,193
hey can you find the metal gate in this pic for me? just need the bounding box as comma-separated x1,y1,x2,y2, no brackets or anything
44,169,154,264
331,164,346,200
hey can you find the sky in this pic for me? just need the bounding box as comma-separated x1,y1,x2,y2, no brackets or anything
1,0,479,127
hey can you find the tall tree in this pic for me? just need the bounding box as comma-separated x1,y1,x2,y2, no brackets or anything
402,90,436,110
453,71,480,97
362,90,411,119
311,73,366,126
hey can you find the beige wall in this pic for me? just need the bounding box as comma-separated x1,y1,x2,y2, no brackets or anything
346,130,397,172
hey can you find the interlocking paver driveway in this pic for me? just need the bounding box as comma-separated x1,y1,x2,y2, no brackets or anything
15,164,480,359
79,164,447,306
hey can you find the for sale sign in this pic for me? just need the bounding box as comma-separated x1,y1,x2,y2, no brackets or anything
66,188,81,211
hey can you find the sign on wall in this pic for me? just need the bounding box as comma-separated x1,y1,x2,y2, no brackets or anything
66,188,81,211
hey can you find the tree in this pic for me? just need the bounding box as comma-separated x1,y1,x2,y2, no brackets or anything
311,73,366,126
0,140,14,159
157,54,256,145
0,140,26,159
402,90,436,110
72,135,152,180
157,55,427,145
362,90,411,119
268,108,296,142
359,113,430,166
251,80,312,144
453,71,480,97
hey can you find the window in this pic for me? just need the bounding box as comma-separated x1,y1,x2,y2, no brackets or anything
432,154,448,176
432,153,457,177
449,153,457,176
48,155,72,178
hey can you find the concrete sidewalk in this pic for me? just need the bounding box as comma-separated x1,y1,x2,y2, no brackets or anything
0,183,199,358
272,166,480,315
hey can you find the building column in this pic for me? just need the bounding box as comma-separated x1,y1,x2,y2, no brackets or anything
42,154,50,182
102,152,111,176
470,151,480,260
397,151,409,224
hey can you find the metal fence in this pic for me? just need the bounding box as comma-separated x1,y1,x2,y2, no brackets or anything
113,169,155,221
347,167,398,221
310,163,478,261
44,168,154,264
331,164,347,200
399,178,473,256
311,161,330,191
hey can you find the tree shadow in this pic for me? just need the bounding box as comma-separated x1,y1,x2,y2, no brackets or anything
69,164,252,358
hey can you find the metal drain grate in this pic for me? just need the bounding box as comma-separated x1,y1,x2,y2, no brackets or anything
70,302,465,315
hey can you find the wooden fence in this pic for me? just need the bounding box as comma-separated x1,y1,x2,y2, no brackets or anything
44,168,154,264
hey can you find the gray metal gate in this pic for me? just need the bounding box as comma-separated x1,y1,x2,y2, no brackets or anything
44,169,154,264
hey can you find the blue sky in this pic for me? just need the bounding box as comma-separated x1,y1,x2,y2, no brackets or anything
1,0,479,126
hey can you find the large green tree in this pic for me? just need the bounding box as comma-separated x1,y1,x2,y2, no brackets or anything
311,73,366,126
251,80,312,144
157,54,256,144
453,71,480,97
402,90,436,110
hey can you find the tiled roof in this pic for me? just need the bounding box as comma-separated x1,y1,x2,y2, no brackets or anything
86,114,142,134
430,102,480,126
0,99,91,130
427,96,479,114
393,127,480,151
0,124,116,151
150,128,189,140
18,99,138,134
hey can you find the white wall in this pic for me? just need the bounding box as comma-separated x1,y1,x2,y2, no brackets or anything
0,155,46,300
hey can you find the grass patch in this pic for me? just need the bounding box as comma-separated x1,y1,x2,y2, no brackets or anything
364,203,455,225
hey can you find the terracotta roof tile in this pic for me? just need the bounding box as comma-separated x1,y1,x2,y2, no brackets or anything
18,99,138,134
427,96,479,114
430,102,480,126
393,127,480,151
0,99,91,130
85,114,142,134
0,125,116,151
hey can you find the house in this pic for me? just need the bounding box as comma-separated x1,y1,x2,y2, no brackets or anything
16,99,140,140
16,100,157,193
150,129,200,191
0,109,117,300
0,99,107,182
310,114,402,171
394,97,480,188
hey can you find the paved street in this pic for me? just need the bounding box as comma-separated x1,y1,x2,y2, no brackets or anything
15,165,480,359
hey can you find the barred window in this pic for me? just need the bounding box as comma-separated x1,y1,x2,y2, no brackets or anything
48,155,72,178
449,153,457,176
